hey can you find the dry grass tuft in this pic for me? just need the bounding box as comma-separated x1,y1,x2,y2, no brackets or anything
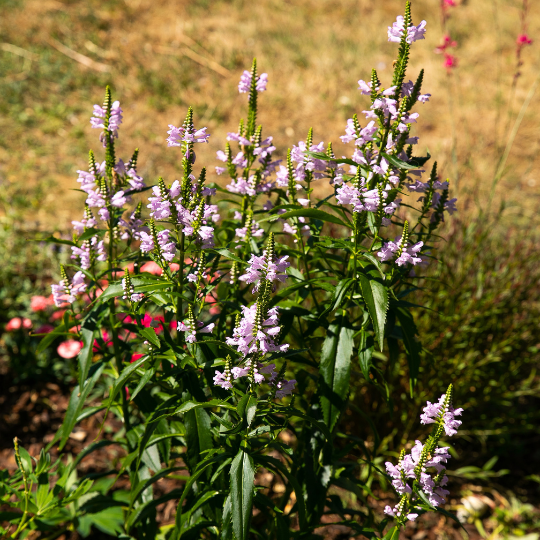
0,0,538,228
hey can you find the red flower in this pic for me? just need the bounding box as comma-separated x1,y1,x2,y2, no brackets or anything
516,34,533,46
93,330,113,352
443,53,458,70
130,353,144,363
435,34,457,54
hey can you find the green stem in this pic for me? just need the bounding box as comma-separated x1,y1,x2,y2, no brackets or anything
12,439,31,539
106,220,132,449
177,231,185,342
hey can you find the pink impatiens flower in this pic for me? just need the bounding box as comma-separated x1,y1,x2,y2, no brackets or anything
57,340,83,359
31,295,52,312
6,317,33,331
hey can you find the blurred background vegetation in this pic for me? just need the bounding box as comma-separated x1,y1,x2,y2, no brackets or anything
1,0,539,537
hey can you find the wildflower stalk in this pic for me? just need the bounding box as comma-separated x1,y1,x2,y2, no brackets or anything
100,87,132,445
11,438,31,539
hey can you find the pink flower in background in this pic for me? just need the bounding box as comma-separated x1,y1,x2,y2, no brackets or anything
435,34,457,53
443,53,458,71
50,309,66,321
31,295,52,311
516,34,532,46
141,314,153,328
130,353,144,363
443,0,456,7
57,340,83,359
5,317,32,331
6,318,21,331
93,330,113,352
140,261,161,275
140,261,180,276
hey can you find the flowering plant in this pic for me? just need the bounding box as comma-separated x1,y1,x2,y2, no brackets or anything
1,3,464,539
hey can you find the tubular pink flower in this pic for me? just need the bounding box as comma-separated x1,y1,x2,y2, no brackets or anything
238,70,268,93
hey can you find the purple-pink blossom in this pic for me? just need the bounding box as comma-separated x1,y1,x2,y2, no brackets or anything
178,319,215,343
167,124,210,147
377,235,424,266
91,100,123,144
239,250,290,291
388,16,427,44
225,304,289,357
51,271,87,307
238,70,268,93
420,393,463,436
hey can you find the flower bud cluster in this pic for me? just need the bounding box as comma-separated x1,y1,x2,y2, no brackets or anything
91,97,123,146
238,70,268,93
166,125,209,146
122,269,144,302
177,306,214,343
384,386,463,523
387,15,427,44
148,174,219,248
51,267,87,307
275,139,326,187
140,221,177,262
214,235,295,398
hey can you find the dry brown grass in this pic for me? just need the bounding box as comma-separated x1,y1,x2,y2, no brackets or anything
0,0,538,228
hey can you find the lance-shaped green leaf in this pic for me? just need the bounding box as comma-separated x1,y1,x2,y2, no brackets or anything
138,327,160,348
33,235,75,247
78,326,96,386
98,278,172,303
221,493,233,540
171,452,232,538
318,316,355,431
395,307,422,395
209,248,245,264
184,406,213,471
358,328,374,381
358,273,388,351
230,449,255,540
408,150,431,167
36,323,68,354
381,152,419,170
382,525,401,540
319,278,354,318
59,362,105,450
177,490,220,534
269,208,351,228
